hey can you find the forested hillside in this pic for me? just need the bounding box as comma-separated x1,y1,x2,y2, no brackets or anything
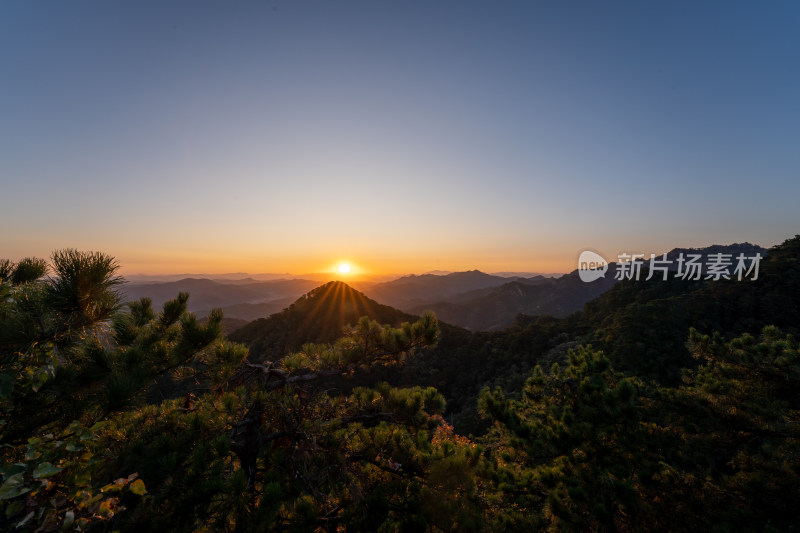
1,238,799,531
229,281,420,358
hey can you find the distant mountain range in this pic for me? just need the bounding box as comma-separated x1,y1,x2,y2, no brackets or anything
358,270,509,309
490,271,564,278
120,278,320,321
402,243,766,330
121,243,767,333
407,272,618,330
361,243,767,331
418,270,562,278
124,272,293,283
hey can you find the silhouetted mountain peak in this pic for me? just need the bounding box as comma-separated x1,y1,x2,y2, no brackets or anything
449,270,490,279
299,280,348,299
290,281,377,310
230,281,416,359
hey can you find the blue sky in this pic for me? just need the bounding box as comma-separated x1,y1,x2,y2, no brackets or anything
1,1,798,275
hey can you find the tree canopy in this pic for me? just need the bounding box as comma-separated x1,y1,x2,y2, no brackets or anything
2,241,799,531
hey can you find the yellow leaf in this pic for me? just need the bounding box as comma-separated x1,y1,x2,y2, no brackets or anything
129,479,147,496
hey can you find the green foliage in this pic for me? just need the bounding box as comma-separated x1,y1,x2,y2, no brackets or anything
0,251,124,443
1,251,475,531
0,250,230,531
0,421,145,531
479,347,645,530
478,326,800,531
3,238,800,531
47,249,123,331
0,259,14,282
278,313,439,377
10,257,48,285
661,326,800,530
98,310,481,531
580,235,800,384
128,296,154,327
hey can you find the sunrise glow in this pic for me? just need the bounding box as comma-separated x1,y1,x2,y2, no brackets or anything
1,2,794,278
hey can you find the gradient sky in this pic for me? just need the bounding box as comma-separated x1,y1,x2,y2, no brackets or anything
2,1,798,277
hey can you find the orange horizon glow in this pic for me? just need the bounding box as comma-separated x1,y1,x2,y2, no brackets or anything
7,232,786,280
2,248,575,278
102,241,588,277
110,254,575,279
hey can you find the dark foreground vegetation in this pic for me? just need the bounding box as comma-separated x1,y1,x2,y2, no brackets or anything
1,238,799,531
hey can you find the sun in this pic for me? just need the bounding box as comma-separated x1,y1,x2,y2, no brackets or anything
337,263,351,274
